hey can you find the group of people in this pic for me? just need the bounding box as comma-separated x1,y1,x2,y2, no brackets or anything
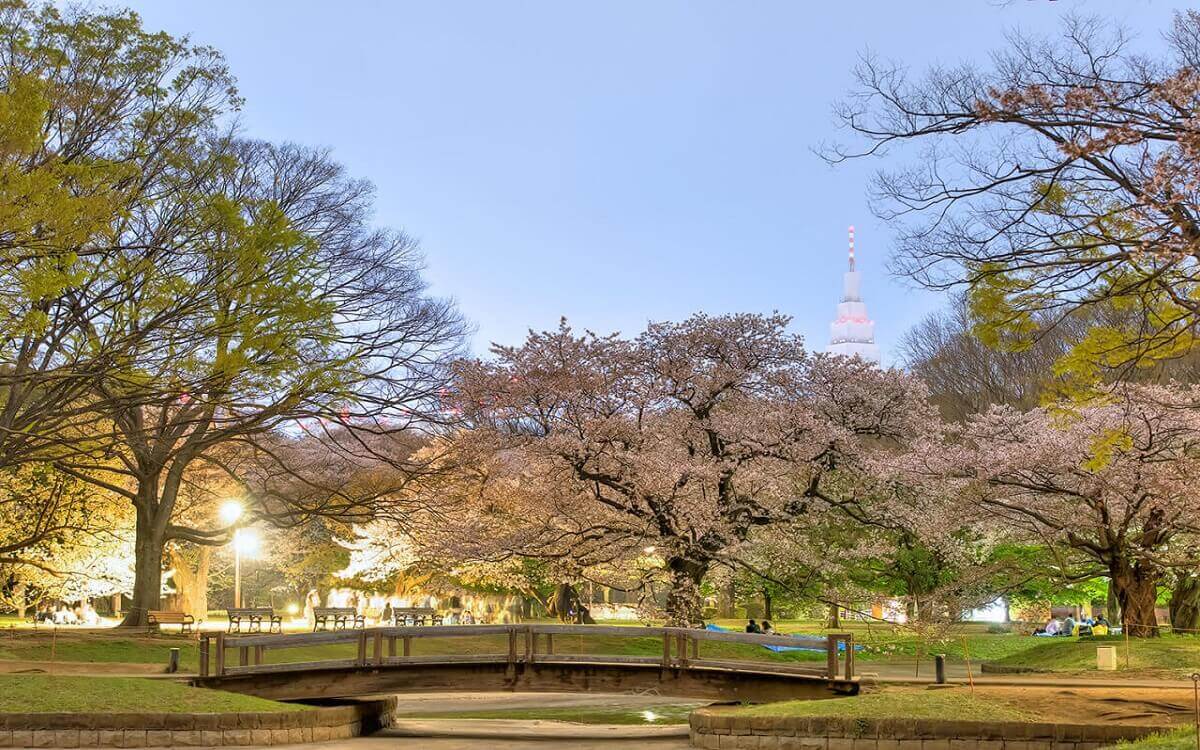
31,601,101,626
744,618,775,634
1034,614,1111,637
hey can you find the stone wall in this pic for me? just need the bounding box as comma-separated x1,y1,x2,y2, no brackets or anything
0,697,395,747
688,708,1162,750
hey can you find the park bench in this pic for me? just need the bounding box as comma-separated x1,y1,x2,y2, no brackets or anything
147,610,195,634
391,606,443,626
312,606,365,631
226,607,282,634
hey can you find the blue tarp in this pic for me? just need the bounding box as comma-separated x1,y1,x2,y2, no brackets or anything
704,623,859,653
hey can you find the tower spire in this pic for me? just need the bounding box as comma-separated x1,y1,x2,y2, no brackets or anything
828,223,879,364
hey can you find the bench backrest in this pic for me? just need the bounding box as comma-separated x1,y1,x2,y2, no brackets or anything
227,608,274,617
393,607,436,615
149,610,188,621
314,607,357,615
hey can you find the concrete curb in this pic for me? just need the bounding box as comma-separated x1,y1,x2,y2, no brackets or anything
385,717,689,740
0,697,395,747
688,707,1163,750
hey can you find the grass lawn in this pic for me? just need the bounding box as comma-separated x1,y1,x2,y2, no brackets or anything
0,675,304,713
1111,728,1194,750
397,704,698,725
729,688,1032,722
987,635,1200,675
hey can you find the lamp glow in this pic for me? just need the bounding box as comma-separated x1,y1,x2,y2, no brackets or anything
234,528,259,557
220,500,243,525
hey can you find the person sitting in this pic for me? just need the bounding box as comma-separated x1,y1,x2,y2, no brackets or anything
1063,615,1076,636
761,620,775,634
1041,618,1061,636
1092,620,1109,636
745,619,762,634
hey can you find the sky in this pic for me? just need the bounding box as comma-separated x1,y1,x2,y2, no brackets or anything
121,0,1188,365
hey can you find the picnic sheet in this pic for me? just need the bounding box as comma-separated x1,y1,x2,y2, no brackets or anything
704,623,857,653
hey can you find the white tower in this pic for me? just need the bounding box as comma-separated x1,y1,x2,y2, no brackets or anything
828,225,880,364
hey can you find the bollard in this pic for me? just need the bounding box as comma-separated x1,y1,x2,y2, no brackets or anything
934,653,946,684
168,647,180,674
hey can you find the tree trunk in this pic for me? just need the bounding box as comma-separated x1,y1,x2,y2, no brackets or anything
1110,562,1159,637
664,558,707,627
1106,582,1121,626
14,582,26,620
717,576,735,619
168,545,211,621
762,588,773,621
121,510,165,627
1169,574,1200,634
828,601,840,629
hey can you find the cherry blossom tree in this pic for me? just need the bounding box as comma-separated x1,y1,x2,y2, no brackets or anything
897,385,1200,637
448,313,931,626
828,11,1200,386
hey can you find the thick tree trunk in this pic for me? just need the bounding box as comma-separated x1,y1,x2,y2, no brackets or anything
717,576,735,619
1106,582,1121,626
665,558,707,627
828,601,840,629
168,546,211,621
121,509,165,627
1169,575,1200,634
1110,562,1159,637
762,588,773,621
14,582,26,620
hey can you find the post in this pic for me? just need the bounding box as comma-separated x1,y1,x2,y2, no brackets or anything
662,632,671,669
387,636,396,658
507,627,518,667
843,633,854,680
357,630,368,667
676,632,688,667
198,636,210,678
526,628,535,664
233,539,242,609
168,647,180,674
373,631,384,666
403,636,411,657
545,632,554,656
215,633,225,676
826,634,839,679
934,654,946,684
239,646,249,667
254,645,264,666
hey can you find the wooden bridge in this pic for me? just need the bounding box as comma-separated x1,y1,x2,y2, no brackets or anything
195,624,859,703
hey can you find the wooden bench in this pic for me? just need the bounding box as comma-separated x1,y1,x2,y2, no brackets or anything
391,606,443,626
226,607,282,634
148,610,194,634
312,607,365,631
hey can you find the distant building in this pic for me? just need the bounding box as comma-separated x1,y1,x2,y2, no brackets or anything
827,225,880,363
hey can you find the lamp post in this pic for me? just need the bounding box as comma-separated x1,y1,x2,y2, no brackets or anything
220,501,246,608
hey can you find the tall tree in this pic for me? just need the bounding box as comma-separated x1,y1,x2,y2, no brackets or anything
449,314,928,626
49,138,464,625
0,1,240,467
829,11,1200,386
898,385,1200,636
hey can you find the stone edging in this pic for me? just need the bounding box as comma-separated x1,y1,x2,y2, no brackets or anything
688,707,1163,750
0,697,395,747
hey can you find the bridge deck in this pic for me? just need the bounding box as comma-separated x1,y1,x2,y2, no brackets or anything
194,624,857,702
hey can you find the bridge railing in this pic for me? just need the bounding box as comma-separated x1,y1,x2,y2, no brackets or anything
198,624,854,682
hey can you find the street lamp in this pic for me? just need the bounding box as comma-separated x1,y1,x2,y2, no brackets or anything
232,528,259,608
220,500,249,608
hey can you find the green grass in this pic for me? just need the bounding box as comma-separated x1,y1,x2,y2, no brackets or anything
988,634,1200,675
397,704,698,725
0,631,202,671
730,690,1033,722
0,675,305,713
1110,728,1194,750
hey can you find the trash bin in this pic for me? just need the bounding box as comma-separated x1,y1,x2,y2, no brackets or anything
1096,646,1117,671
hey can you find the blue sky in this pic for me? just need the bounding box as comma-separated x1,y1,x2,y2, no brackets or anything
123,0,1185,365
